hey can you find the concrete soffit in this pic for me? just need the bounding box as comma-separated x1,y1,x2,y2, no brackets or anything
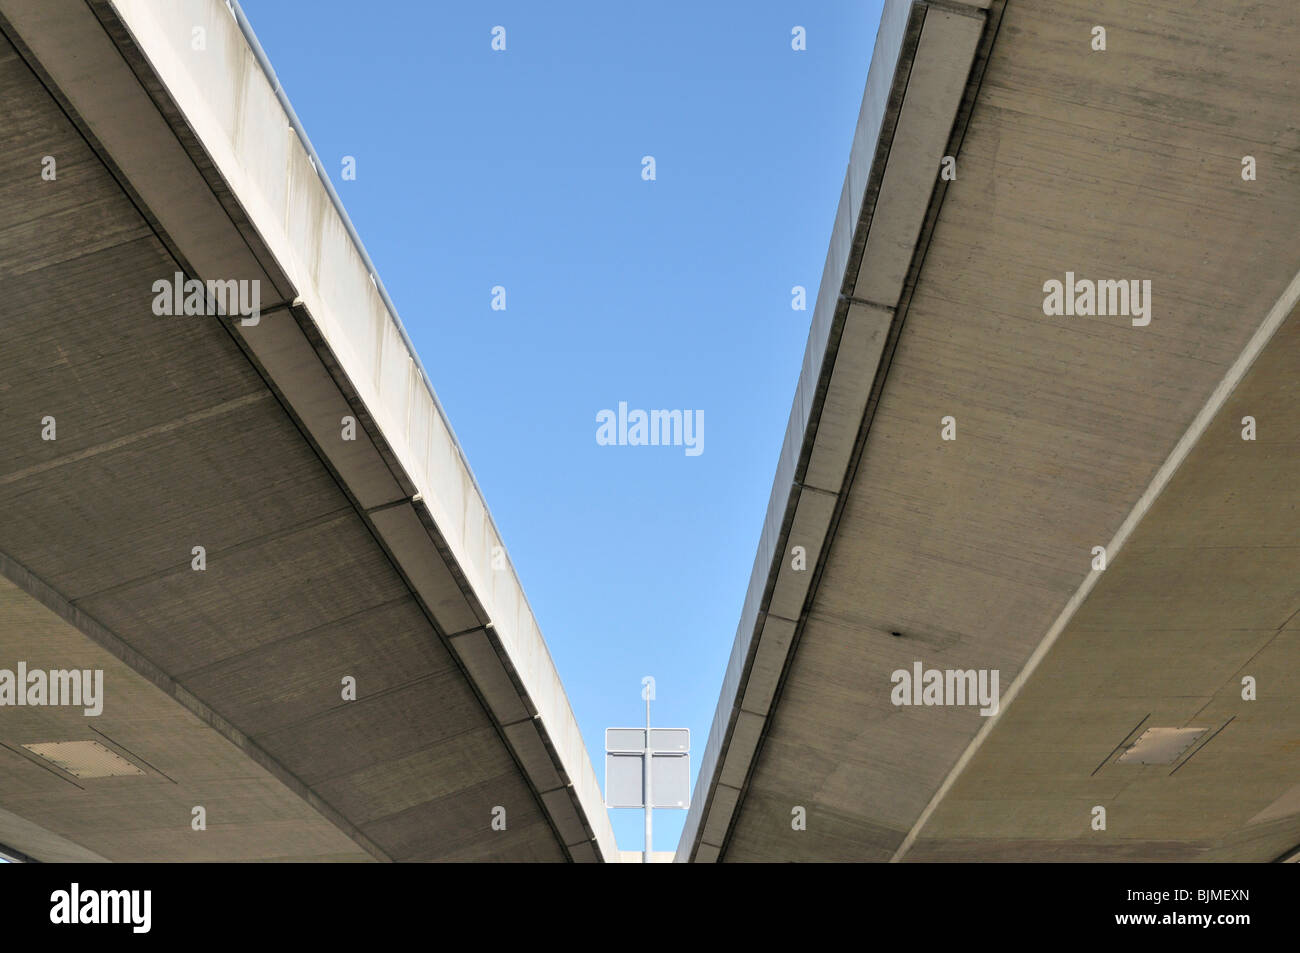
0,0,616,862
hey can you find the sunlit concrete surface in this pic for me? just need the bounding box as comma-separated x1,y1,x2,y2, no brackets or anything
0,0,614,862
680,0,1300,862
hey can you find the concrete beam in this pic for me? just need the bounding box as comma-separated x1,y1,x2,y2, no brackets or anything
677,0,988,861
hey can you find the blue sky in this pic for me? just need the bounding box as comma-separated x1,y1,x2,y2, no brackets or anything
240,0,882,855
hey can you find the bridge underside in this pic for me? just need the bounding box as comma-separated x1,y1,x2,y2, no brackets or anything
0,0,611,862
682,0,1300,863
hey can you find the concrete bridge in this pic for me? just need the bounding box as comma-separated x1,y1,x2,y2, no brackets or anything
0,0,615,862
2,0,1295,865
679,0,1300,863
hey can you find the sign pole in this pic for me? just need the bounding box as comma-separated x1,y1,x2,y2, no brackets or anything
643,689,652,863
604,685,687,862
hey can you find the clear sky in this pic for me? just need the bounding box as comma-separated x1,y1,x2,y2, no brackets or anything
239,0,882,856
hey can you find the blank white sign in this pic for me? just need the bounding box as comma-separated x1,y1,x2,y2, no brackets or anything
650,752,690,808
605,728,646,752
649,728,689,753
604,751,690,809
605,753,644,808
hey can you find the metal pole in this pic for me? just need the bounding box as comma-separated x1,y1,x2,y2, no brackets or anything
644,693,652,863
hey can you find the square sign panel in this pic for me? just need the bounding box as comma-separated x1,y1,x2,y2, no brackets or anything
605,752,644,808
650,752,690,808
604,725,690,808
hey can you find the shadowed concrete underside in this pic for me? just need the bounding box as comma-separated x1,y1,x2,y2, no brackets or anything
0,0,614,862
681,0,1300,863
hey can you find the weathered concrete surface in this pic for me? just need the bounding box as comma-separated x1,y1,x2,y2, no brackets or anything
0,0,614,861
682,0,1300,862
0,564,373,862
906,302,1300,862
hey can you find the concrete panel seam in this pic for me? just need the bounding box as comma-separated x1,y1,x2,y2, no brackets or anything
837,294,896,313
922,0,987,20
